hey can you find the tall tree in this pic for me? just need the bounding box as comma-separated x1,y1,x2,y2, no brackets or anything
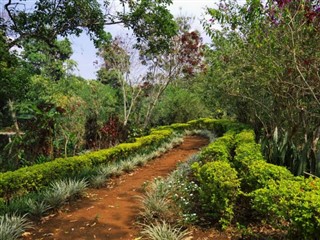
98,16,206,129
141,16,206,128
2,0,178,50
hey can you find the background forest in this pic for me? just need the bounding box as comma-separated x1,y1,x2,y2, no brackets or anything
1,0,320,178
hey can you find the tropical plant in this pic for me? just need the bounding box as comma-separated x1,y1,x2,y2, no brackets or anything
26,198,51,220
43,178,87,208
89,175,108,189
0,214,31,240
141,221,190,240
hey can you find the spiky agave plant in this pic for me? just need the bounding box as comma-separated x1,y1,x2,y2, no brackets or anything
65,178,88,199
0,214,32,240
118,160,136,173
43,178,88,209
141,221,190,240
26,198,51,220
140,178,173,222
89,174,107,188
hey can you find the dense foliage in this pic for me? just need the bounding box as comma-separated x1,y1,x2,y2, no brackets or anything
0,0,185,171
203,0,320,176
138,120,320,238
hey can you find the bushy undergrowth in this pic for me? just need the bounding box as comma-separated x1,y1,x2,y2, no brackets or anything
139,123,320,239
250,177,320,239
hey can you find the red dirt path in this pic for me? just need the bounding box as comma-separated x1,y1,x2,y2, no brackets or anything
24,135,223,240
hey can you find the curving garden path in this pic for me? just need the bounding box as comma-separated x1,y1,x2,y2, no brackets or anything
23,135,227,240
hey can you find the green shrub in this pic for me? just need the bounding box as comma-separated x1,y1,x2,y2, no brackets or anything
250,177,320,239
188,118,248,135
244,160,294,191
233,130,294,191
198,131,235,163
192,160,240,229
233,130,265,169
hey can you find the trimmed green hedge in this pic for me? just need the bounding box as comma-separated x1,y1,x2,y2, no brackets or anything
233,130,294,191
192,160,240,229
198,130,236,163
0,118,240,200
190,124,320,237
250,177,320,239
0,128,174,199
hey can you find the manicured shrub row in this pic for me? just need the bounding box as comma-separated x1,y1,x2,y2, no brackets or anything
233,129,294,191
250,177,320,239
155,118,248,136
198,130,236,163
0,128,174,199
0,118,241,200
192,160,240,229
234,130,320,238
193,126,320,238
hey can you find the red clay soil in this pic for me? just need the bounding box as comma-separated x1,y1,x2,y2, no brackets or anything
23,135,231,240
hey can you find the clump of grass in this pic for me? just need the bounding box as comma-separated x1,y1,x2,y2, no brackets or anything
106,164,123,177
140,178,174,222
2,196,30,216
89,174,107,188
131,155,148,167
140,191,171,221
65,178,88,199
118,160,136,173
43,185,69,209
26,198,51,220
96,164,118,177
43,178,88,208
0,214,32,240
141,221,190,240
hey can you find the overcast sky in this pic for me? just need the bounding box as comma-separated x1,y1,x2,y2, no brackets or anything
70,0,218,79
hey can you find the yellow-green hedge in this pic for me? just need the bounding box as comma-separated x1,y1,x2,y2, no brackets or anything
0,128,174,199
0,118,242,199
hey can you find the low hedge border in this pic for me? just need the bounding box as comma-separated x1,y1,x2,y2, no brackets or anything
0,118,240,200
193,125,320,237
198,130,236,163
0,128,174,199
233,129,294,191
